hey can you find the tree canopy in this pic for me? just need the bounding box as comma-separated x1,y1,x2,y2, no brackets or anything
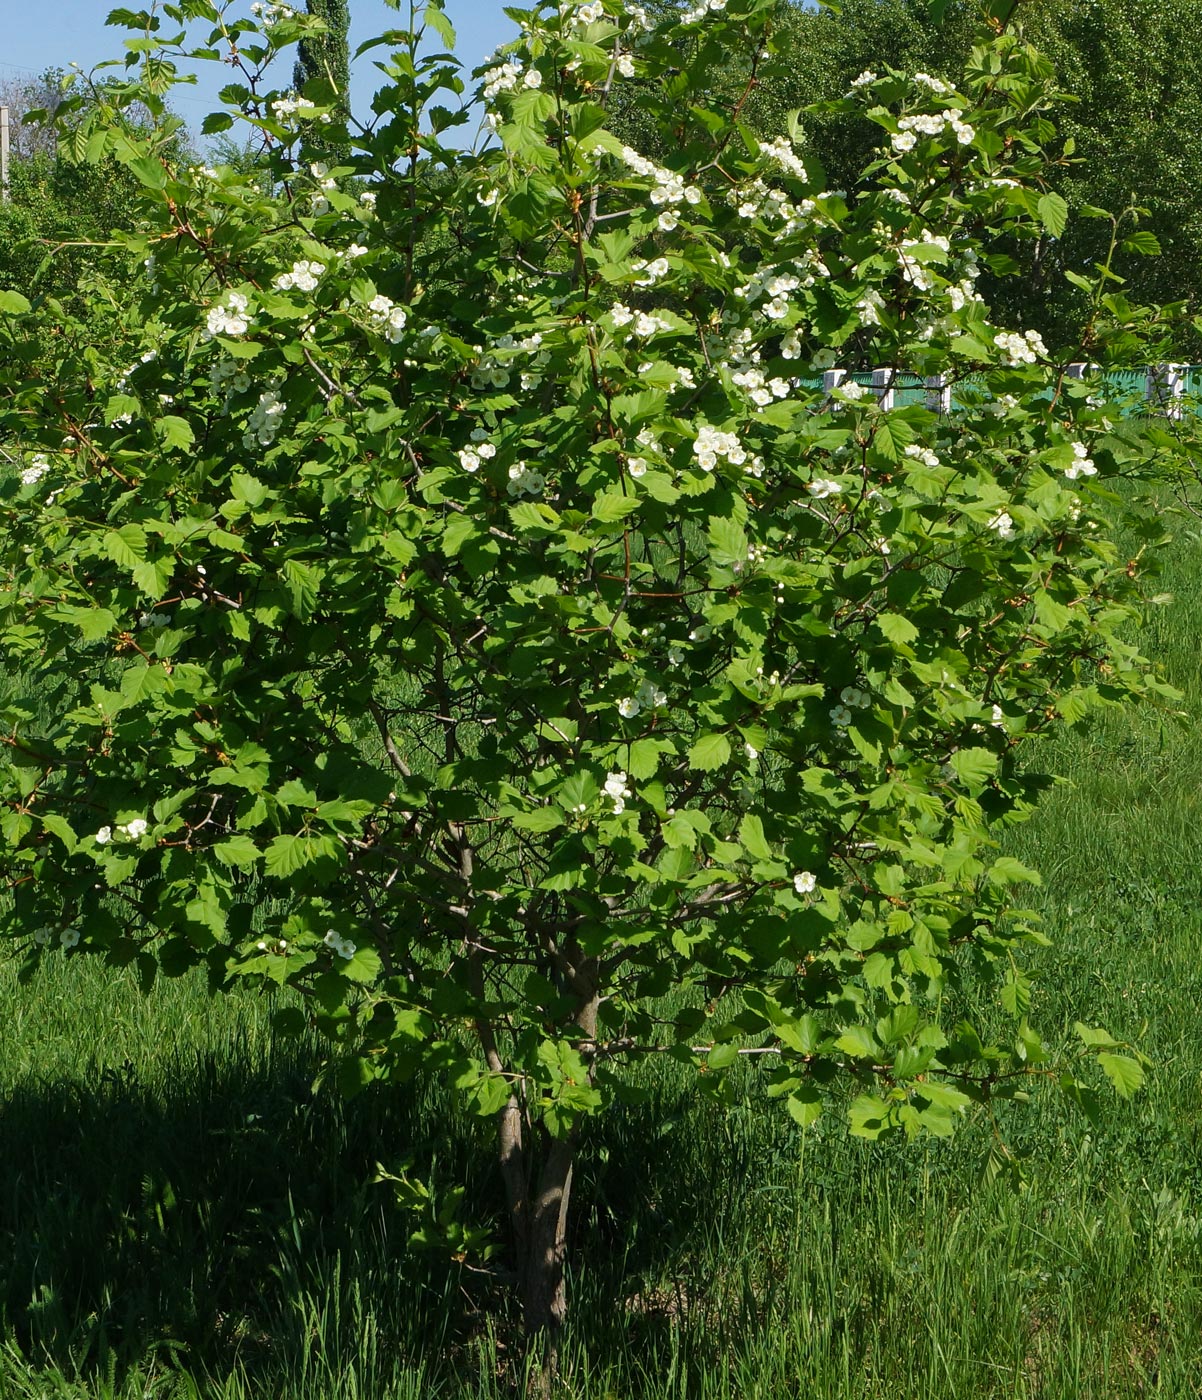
0,0,1191,1376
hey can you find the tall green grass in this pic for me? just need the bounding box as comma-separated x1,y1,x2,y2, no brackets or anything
4,516,1202,1397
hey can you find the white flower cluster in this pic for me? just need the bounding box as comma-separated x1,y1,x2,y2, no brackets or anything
33,926,80,950
913,72,953,95
731,366,790,408
604,770,633,814
482,59,541,100
206,291,252,339
830,689,869,728
893,109,974,150
210,356,252,405
680,0,725,22
507,462,545,497
693,424,746,471
458,437,497,472
897,230,950,292
994,329,1047,365
988,510,1016,540
1063,441,1097,480
850,70,877,89
20,454,50,487
244,388,286,449
271,93,325,123
617,678,667,718
856,288,886,326
251,1,295,21
323,927,356,959
95,817,148,845
734,268,799,322
632,256,670,285
610,304,673,339
616,145,702,208
274,259,325,293
571,0,605,23
759,135,808,182
367,293,407,343
904,444,941,469
793,871,817,895
807,478,842,500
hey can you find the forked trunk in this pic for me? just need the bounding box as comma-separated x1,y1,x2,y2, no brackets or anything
494,1099,578,1392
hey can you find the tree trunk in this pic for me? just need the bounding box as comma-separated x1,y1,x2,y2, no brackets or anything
521,1133,576,1350
480,946,597,1391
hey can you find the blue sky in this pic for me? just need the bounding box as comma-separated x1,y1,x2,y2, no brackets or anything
1,1,515,135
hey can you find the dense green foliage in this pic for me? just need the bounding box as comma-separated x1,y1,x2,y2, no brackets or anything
3,516,1202,1394
0,0,1196,1365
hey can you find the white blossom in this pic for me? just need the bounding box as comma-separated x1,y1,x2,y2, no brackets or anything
806,478,843,499
617,696,641,718
793,871,817,895
20,454,50,487
274,259,325,292
1063,441,1097,480
604,770,633,813
506,462,545,497
323,928,356,959
988,510,1017,540
367,293,408,343
205,291,252,339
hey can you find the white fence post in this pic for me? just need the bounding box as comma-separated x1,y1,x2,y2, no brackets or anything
822,368,847,396
1147,363,1185,420
923,373,950,415
870,367,895,411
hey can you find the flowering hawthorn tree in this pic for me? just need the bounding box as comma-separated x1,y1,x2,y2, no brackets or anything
0,0,1184,1359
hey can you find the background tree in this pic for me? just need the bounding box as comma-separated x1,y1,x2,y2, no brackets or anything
292,0,352,158
750,0,1202,356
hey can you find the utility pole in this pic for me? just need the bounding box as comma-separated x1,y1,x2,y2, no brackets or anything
0,107,9,205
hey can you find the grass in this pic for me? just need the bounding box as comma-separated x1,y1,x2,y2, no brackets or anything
4,515,1202,1398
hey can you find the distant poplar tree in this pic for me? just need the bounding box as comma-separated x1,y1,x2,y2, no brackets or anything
293,0,351,154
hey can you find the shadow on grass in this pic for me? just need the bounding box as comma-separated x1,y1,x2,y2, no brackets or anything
0,1037,798,1396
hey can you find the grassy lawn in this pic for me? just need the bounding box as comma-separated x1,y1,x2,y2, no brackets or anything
3,512,1202,1398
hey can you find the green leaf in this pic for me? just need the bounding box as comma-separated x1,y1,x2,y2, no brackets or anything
155,415,194,451
1097,1052,1144,1099
591,492,640,523
688,732,731,771
949,747,997,790
215,835,262,867
1033,589,1073,632
0,290,32,316
875,613,919,646
848,1094,891,1139
1073,1022,1118,1049
835,1025,878,1059
738,813,773,862
510,806,565,832
1037,192,1069,239
707,516,749,568
785,1087,822,1127
103,523,148,567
